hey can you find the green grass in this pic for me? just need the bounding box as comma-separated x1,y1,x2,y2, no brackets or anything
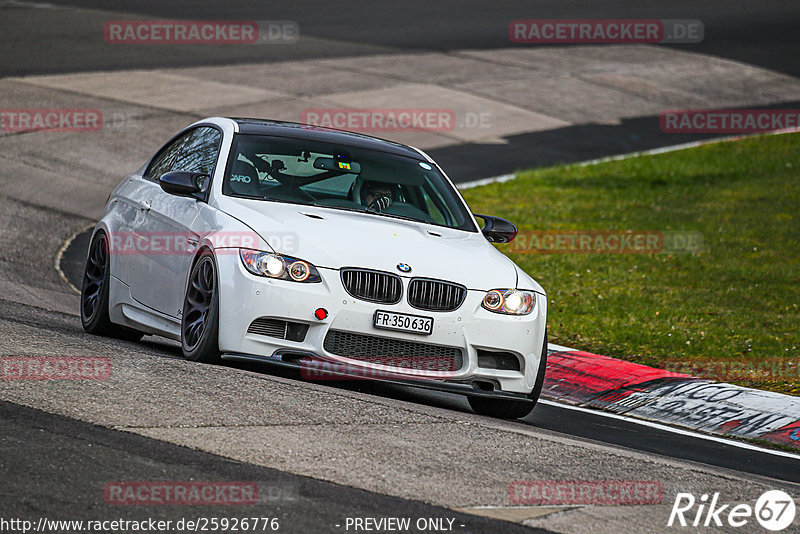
461,133,800,395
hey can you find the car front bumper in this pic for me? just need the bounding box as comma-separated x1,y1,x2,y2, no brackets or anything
216,254,547,395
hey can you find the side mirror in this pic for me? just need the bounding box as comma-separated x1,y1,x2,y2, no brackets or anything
474,214,518,243
159,171,208,197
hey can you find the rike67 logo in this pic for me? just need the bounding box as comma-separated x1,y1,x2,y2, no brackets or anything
668,490,796,531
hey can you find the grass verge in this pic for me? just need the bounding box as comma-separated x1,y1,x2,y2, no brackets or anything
461,133,800,395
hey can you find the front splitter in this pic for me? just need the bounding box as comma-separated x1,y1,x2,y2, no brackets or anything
221,351,533,402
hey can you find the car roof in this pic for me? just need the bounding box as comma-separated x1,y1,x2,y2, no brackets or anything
230,118,425,159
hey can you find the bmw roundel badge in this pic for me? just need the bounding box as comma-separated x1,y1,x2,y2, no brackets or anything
397,263,412,273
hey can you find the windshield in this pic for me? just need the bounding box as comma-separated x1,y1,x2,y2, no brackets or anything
222,134,477,232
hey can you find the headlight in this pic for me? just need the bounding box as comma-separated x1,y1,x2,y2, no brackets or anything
482,289,536,315
239,249,321,283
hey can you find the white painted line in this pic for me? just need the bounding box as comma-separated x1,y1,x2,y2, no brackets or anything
54,223,94,295
538,399,800,460
0,0,61,7
457,128,800,190
571,136,749,168
455,173,515,190
547,343,578,353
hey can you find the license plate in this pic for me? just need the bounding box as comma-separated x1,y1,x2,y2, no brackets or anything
373,310,434,336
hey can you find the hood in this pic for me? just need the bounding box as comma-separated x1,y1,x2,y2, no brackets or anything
215,198,518,290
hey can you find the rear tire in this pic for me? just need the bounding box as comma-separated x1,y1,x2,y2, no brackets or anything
467,331,548,419
181,252,221,363
80,231,144,342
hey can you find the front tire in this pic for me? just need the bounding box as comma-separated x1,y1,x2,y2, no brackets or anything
467,331,548,419
80,231,143,342
181,252,221,363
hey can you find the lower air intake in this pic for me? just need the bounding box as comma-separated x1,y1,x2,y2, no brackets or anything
247,318,309,342
323,329,463,372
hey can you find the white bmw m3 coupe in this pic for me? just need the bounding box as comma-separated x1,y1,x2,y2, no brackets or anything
81,117,548,419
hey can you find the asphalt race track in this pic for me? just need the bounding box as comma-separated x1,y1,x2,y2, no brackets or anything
0,401,545,534
1,1,799,532
5,0,800,78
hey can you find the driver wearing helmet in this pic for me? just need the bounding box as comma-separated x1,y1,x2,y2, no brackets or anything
361,180,398,212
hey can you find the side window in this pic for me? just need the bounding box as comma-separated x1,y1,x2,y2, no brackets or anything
144,131,193,182
172,127,221,176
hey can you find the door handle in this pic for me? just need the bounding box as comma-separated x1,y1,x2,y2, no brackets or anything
137,200,151,211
